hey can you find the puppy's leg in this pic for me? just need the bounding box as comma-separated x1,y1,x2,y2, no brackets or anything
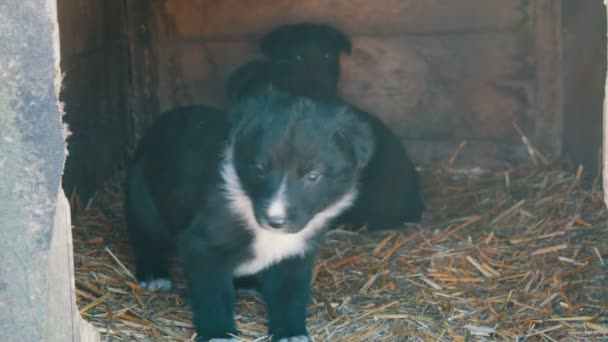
178,235,237,341
125,163,173,292
127,231,173,292
261,254,316,342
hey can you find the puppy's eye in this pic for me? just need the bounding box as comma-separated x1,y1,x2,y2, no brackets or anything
304,171,322,183
252,163,266,178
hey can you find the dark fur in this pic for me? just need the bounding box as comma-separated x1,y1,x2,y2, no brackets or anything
257,22,351,100
125,87,374,341
225,59,273,107
225,22,424,231
125,105,230,284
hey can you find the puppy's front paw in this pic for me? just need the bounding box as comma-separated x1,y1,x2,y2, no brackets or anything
276,335,312,342
138,278,173,292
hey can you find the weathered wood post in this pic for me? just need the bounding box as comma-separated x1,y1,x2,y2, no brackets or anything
604,0,608,206
0,1,98,340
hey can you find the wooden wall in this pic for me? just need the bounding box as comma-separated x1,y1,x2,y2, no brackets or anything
0,1,98,340
58,0,576,199
58,0,131,201
127,0,557,167
562,0,606,176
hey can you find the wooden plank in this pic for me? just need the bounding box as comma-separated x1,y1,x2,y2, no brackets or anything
561,0,605,174
340,34,527,141
0,1,97,341
534,0,563,156
45,192,100,342
161,0,524,39
153,41,260,111
125,0,162,143
58,0,131,201
57,0,126,57
405,140,530,167
61,49,131,201
603,0,608,207
153,32,527,142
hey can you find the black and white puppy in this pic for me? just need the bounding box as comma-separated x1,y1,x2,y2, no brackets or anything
225,22,424,231
125,87,374,341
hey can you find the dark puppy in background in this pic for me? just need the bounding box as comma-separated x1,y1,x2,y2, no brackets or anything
259,22,352,101
125,86,374,341
225,22,424,231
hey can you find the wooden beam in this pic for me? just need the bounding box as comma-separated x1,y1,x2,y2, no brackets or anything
125,0,161,144
603,1,608,205
0,1,99,340
45,192,100,341
163,0,524,39
534,0,564,156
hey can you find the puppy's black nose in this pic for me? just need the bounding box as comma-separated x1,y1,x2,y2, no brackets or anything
266,214,287,229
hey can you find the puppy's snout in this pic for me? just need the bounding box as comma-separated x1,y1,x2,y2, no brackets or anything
266,213,287,229
263,196,292,229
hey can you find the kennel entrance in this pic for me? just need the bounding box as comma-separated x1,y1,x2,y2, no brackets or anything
0,0,607,341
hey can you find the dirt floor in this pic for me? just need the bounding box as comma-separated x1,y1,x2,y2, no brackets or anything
71,154,608,341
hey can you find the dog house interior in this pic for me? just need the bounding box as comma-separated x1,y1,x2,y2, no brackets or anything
55,0,608,340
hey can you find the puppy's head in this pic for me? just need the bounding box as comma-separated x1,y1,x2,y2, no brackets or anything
259,22,352,99
224,86,373,234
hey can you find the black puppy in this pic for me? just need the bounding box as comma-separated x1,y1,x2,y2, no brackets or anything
258,22,352,100
225,22,424,231
125,87,374,341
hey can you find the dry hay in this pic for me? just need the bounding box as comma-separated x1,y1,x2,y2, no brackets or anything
71,157,608,341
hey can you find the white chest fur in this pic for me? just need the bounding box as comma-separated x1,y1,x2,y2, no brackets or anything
233,224,311,276
220,149,356,277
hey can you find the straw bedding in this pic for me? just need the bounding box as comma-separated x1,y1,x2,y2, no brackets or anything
71,153,608,341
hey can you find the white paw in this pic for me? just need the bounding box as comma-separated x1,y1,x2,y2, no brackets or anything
139,278,172,292
277,336,312,342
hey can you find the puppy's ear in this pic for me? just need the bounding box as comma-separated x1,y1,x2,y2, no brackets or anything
259,26,294,60
326,27,352,55
336,108,375,168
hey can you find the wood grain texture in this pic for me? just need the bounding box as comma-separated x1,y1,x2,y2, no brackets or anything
45,192,101,342
0,1,98,340
58,0,131,201
151,32,528,144
406,140,530,167
125,0,161,143
340,34,527,141
162,0,524,38
534,0,563,155
57,0,126,57
562,0,605,174
127,0,565,167
603,1,608,207
61,48,131,200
